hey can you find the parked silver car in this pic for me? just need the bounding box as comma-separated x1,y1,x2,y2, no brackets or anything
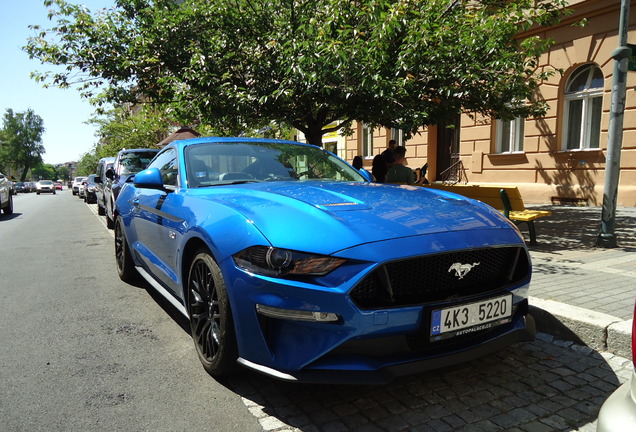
36,180,56,195
94,157,115,216
0,172,14,215
596,303,636,431
72,176,87,195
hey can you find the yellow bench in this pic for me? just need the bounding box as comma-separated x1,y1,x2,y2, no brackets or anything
419,184,552,245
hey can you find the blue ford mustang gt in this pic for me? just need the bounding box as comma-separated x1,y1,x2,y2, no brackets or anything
114,137,535,383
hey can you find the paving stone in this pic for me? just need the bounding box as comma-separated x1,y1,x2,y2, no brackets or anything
490,413,519,429
521,420,554,432
340,413,369,428
374,414,409,431
322,420,349,432
228,335,630,432
540,414,572,429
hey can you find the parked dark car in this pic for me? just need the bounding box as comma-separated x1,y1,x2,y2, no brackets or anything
14,182,25,193
104,148,159,228
83,174,97,203
94,157,116,216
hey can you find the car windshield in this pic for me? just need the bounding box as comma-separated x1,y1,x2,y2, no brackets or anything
184,141,364,188
40,180,53,185
120,151,158,175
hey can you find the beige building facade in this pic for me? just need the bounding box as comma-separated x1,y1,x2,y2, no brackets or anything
346,0,636,206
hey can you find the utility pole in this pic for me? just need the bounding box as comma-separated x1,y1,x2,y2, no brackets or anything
597,0,631,248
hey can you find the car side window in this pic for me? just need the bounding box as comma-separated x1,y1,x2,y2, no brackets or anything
148,149,178,187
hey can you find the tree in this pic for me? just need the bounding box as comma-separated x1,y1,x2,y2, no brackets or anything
56,165,70,181
75,151,101,176
0,109,46,181
31,163,56,181
87,104,176,156
26,0,569,146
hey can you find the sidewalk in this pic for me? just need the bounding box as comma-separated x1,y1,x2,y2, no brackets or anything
523,204,636,358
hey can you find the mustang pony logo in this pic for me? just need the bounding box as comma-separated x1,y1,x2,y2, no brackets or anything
448,262,480,279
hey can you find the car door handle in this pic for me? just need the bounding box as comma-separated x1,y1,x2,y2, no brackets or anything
131,199,140,209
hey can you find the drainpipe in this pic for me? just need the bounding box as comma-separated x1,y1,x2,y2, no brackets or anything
597,0,631,248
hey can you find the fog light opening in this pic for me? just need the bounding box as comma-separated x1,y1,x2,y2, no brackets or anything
256,304,340,322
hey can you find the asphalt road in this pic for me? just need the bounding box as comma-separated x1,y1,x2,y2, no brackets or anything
0,190,262,432
1,190,632,432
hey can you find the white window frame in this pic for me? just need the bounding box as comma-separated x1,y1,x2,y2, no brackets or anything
390,128,405,146
563,65,603,150
496,117,524,153
361,123,374,158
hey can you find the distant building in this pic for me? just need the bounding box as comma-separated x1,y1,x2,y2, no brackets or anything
156,127,200,147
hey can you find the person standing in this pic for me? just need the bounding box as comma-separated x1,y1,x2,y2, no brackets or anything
386,146,416,184
381,139,398,161
352,156,363,170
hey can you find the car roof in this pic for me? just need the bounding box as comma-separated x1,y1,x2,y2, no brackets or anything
168,136,319,150
117,148,160,155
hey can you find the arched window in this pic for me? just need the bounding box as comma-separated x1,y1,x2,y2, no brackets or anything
563,64,604,150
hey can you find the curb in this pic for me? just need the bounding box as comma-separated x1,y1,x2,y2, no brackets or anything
529,296,632,358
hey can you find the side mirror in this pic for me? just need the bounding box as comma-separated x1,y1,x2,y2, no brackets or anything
105,168,115,180
94,177,102,184
133,168,164,189
359,168,373,182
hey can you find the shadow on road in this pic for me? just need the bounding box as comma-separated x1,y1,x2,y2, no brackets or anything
217,338,620,431
525,205,636,253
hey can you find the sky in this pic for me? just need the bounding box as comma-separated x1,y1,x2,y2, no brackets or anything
0,0,114,165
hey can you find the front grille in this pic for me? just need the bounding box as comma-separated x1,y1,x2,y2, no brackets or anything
350,246,529,309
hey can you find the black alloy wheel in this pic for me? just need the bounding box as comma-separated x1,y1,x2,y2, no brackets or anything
187,250,237,377
114,216,138,282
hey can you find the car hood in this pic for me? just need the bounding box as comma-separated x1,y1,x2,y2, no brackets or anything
192,182,514,254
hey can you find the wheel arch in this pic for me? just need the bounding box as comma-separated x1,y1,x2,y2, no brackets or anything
180,237,213,309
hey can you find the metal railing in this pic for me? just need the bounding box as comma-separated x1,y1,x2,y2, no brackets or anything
439,158,468,185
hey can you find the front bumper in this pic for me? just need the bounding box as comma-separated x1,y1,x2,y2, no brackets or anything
239,313,535,384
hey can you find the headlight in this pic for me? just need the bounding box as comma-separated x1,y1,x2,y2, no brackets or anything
233,246,346,277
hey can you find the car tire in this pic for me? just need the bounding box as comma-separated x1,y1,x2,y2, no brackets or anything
36,192,40,195
106,215,114,229
98,204,105,216
114,216,138,283
187,249,238,377
2,194,13,215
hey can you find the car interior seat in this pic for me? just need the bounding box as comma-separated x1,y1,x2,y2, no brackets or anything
188,159,210,187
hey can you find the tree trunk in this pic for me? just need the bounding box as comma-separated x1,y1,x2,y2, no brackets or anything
20,166,30,182
304,123,324,147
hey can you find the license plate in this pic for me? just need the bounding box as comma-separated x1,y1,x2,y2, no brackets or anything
430,294,513,341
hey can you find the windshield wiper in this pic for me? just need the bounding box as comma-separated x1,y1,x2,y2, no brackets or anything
197,180,261,187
